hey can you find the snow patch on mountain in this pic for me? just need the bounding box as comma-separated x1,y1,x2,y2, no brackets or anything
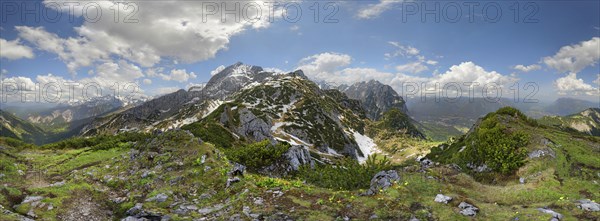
168,116,198,130
353,130,378,163
202,100,223,118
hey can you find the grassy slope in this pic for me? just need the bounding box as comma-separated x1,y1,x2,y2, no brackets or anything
1,109,598,220
0,110,47,144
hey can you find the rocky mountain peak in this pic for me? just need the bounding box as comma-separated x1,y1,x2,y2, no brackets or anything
341,80,408,121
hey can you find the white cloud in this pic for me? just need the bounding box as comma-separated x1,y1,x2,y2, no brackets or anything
554,72,598,96
512,64,541,72
290,25,300,31
143,79,152,85
0,38,34,60
155,87,181,95
297,52,353,80
210,65,226,76
94,60,144,85
0,76,37,91
357,0,403,19
386,41,420,59
296,52,396,84
543,37,600,74
433,62,515,87
395,61,429,74
296,52,513,98
18,1,277,73
594,74,600,85
385,42,438,75
334,68,395,84
16,26,128,73
158,69,197,83
0,61,150,103
426,60,438,65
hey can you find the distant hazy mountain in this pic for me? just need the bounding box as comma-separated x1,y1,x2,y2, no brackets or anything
0,110,46,144
544,97,598,116
540,108,600,136
24,96,127,132
407,97,512,140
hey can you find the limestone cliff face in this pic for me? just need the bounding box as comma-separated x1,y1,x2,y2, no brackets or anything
341,80,408,121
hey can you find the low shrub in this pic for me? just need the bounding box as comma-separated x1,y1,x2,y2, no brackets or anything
224,140,290,170
297,154,392,190
461,113,530,174
182,122,235,148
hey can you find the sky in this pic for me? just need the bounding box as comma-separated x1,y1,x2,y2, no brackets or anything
0,0,599,105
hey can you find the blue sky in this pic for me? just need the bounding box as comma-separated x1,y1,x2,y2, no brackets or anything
0,0,599,104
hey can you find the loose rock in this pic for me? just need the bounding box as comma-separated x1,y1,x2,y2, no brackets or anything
576,199,600,212
226,177,241,188
434,194,452,204
364,170,400,195
537,208,563,220
146,193,168,203
228,163,246,176
458,202,479,216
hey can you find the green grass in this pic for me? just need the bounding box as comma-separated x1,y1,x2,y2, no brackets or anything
0,106,598,221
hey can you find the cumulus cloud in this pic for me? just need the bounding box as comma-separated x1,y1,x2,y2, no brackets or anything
543,37,600,74
94,60,145,85
357,0,403,19
165,69,197,82
0,38,35,60
594,74,600,85
512,64,541,72
296,52,395,84
18,1,277,73
0,76,37,92
296,52,514,98
433,62,516,87
1,60,148,103
297,52,353,80
554,72,598,96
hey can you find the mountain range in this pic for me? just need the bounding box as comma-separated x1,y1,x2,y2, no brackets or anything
1,63,425,161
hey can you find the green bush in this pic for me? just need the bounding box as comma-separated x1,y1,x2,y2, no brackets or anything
297,154,392,190
182,122,235,148
461,114,529,174
41,132,149,150
494,106,539,126
224,140,290,170
0,137,34,149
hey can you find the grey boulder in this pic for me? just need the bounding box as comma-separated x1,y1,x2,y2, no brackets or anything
434,194,453,204
537,208,563,220
364,170,400,195
577,199,600,212
458,202,479,216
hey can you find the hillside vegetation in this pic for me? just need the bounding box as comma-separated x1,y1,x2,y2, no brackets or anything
1,107,598,220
